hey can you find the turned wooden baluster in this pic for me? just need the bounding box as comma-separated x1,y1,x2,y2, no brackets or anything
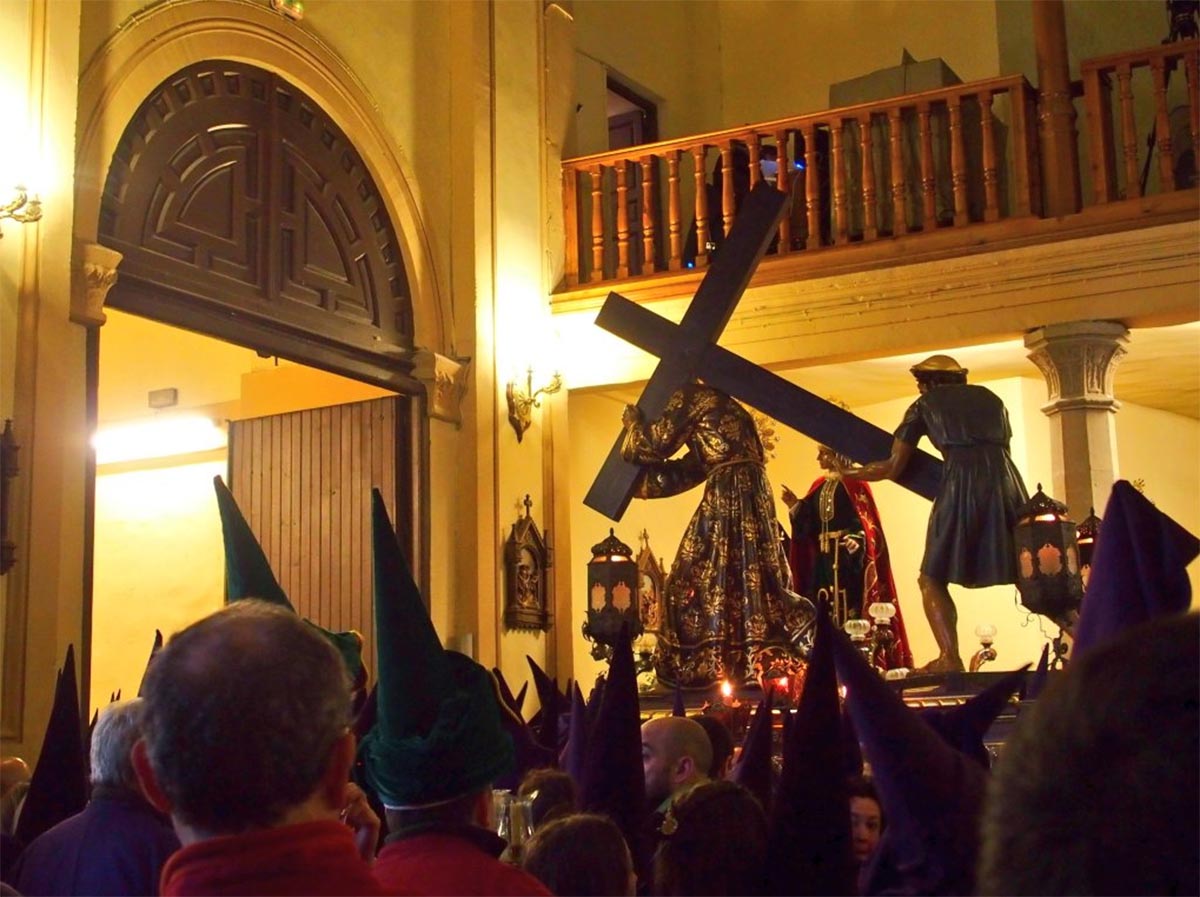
589,164,605,282
692,146,710,268
774,129,792,254
1150,58,1176,191
948,94,969,225
980,91,1000,221
1116,64,1141,198
918,103,937,230
831,121,849,243
859,113,878,241
1082,65,1117,204
640,157,657,276
1185,49,1200,173
803,123,821,249
1010,87,1036,217
616,161,631,278
887,107,908,236
748,135,762,187
720,141,736,238
667,150,683,271
563,167,580,286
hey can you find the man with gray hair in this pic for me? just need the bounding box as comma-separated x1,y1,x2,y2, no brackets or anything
130,601,385,896
12,699,180,895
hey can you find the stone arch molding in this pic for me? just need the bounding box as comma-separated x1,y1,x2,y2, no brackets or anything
74,0,457,396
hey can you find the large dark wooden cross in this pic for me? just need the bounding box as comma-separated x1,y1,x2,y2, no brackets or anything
584,181,943,521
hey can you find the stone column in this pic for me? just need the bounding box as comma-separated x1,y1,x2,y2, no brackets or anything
1024,320,1129,520
1032,0,1081,216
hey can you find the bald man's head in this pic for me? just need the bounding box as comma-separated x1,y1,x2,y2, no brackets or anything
641,716,713,806
0,757,30,800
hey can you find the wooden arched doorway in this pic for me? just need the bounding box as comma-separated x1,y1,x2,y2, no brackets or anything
95,60,426,673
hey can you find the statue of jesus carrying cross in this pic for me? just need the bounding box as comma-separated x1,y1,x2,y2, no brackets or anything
585,181,946,687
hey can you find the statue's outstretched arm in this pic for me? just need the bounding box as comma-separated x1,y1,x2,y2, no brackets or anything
839,437,914,483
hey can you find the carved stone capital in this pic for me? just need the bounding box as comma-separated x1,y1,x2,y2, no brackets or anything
71,241,123,326
413,349,470,425
1024,320,1129,412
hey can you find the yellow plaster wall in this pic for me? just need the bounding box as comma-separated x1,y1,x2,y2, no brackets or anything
2,0,85,757
90,459,228,715
715,0,1001,126
493,0,552,694
569,0,723,151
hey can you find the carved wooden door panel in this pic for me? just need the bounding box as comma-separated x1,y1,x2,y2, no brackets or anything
99,61,415,389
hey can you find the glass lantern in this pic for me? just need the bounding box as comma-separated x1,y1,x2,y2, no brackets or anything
583,528,643,660
1013,484,1084,626
1075,507,1102,590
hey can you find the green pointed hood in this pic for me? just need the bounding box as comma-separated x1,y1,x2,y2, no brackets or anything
359,489,513,807
213,475,363,679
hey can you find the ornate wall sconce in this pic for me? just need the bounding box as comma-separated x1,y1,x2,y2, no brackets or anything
0,186,42,238
506,367,562,442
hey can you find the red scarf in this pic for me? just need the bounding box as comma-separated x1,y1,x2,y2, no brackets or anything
161,819,387,896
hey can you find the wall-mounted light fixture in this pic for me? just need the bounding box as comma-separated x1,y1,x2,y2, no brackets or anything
269,0,305,20
93,415,227,466
0,186,42,238
506,367,563,443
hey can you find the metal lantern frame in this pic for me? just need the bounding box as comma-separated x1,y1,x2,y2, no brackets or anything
583,528,643,660
1014,484,1084,623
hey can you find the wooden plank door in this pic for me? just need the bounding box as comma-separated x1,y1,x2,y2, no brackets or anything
228,396,412,680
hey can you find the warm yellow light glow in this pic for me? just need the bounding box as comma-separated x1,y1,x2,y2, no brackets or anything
93,415,227,464
720,679,733,699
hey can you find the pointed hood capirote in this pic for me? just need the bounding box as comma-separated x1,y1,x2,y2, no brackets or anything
527,656,566,752
1072,479,1200,659
920,665,1029,768
579,624,645,876
729,690,775,816
562,680,591,786
492,672,558,791
137,630,163,698
16,646,88,845
213,476,364,679
831,621,987,896
1022,643,1051,702
767,603,856,896
358,490,513,807
671,680,686,717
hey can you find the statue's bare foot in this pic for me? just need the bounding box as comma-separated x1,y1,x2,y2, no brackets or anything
915,655,965,675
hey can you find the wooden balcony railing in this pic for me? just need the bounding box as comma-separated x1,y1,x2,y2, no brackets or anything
562,74,1039,287
1081,38,1200,204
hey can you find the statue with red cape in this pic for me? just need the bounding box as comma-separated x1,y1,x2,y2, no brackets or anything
782,444,914,671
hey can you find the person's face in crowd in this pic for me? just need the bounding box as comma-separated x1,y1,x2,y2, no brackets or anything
850,795,883,864
641,720,677,806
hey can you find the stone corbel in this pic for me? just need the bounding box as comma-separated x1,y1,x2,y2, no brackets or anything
71,241,123,326
413,349,471,425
